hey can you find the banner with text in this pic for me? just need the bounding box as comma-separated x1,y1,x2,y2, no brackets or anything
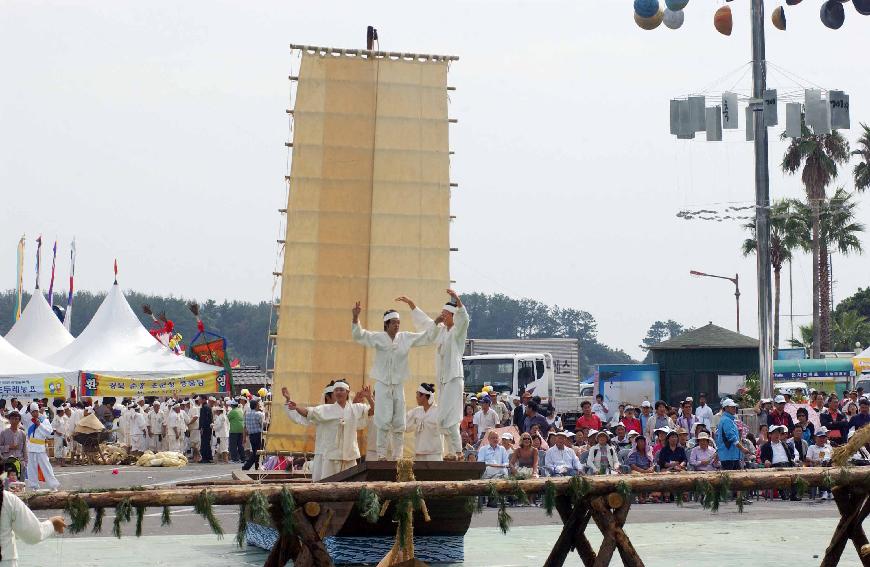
0,374,74,398
80,370,228,397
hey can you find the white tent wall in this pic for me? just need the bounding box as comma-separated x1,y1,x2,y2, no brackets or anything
5,292,74,359
46,284,220,377
0,334,76,398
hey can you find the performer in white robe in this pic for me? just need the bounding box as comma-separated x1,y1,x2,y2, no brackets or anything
166,403,186,453
406,383,443,461
410,289,470,458
0,489,66,566
213,406,230,463
147,402,164,452
284,383,334,481
25,403,60,491
352,299,438,460
282,382,373,479
50,409,68,466
129,405,148,453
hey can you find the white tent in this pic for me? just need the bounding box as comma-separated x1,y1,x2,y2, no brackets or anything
46,283,220,376
855,345,870,375
0,334,75,397
5,292,74,359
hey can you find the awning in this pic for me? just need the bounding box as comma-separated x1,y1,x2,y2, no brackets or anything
773,358,856,380
855,346,870,374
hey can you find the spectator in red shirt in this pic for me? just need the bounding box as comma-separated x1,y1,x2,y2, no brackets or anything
767,395,795,433
575,400,602,431
621,406,642,435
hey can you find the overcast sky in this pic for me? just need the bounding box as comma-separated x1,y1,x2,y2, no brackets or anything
2,1,868,359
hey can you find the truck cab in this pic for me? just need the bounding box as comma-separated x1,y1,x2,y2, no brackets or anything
462,352,555,402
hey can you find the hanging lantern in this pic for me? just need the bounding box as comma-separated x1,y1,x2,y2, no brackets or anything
634,9,664,30
665,0,689,10
820,0,845,29
634,0,660,18
854,0,870,16
663,8,685,28
772,6,787,30
714,5,733,35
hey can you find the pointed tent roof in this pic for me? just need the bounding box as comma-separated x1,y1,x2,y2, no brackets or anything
5,292,74,360
46,284,221,376
648,322,759,350
0,334,71,377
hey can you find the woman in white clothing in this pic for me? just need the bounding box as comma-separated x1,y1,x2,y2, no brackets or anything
406,383,443,461
0,488,66,566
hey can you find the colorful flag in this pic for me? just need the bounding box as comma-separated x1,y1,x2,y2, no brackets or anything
47,240,57,307
35,235,43,290
64,239,76,332
14,236,25,322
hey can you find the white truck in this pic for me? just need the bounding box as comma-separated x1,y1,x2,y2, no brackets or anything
462,338,585,422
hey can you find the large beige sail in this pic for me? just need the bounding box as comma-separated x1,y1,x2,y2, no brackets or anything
268,48,455,453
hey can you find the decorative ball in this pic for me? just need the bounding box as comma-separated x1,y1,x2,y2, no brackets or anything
634,9,664,29
854,0,870,16
665,0,689,9
634,0,660,18
772,6,787,30
820,0,845,28
663,8,685,28
714,5,733,35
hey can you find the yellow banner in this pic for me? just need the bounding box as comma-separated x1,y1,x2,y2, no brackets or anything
80,371,228,397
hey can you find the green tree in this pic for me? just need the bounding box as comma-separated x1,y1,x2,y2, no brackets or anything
640,319,692,351
853,123,870,192
788,323,815,353
742,199,805,352
781,115,850,356
830,310,870,352
835,287,870,321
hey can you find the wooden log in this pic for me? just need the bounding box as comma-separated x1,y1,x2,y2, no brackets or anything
861,544,870,558
821,489,867,567
554,495,596,567
315,508,335,539
543,499,590,567
606,492,624,510
292,508,334,567
304,502,321,518
22,467,870,511
264,502,299,567
590,497,643,567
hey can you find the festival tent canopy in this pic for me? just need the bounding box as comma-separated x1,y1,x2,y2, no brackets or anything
0,334,74,397
46,283,221,377
4,292,74,359
855,345,870,375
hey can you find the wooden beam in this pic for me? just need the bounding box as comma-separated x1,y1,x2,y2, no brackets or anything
822,489,868,567
544,497,594,567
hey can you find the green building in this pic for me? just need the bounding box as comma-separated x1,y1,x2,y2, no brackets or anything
648,322,759,408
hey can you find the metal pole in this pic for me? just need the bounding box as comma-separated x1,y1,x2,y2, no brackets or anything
735,273,740,334
751,0,774,400
789,259,795,344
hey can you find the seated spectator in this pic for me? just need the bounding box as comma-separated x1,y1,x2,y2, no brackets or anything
848,398,870,432
509,432,539,478
652,427,669,457
676,427,690,451
767,395,795,433
689,432,717,471
613,424,631,450
460,404,477,447
574,425,590,448
524,403,551,437
786,424,808,464
575,401,602,432
795,407,814,442
500,432,515,458
761,425,796,474
544,431,581,476
477,430,510,479
821,397,847,445
805,427,833,499
657,431,687,472
585,430,620,475
621,406,642,435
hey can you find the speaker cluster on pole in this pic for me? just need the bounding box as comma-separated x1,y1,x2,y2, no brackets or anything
669,89,850,141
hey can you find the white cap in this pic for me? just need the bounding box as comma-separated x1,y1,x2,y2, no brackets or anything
685,397,693,402
815,427,829,437
627,430,640,437
654,426,671,434
28,402,40,412
500,432,514,440
721,398,738,408
564,431,575,437
774,395,786,404
768,424,787,434
641,401,651,408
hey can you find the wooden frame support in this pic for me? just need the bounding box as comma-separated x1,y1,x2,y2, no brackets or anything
263,504,335,567
821,487,870,567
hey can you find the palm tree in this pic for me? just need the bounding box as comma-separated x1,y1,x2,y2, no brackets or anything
854,123,870,192
793,188,865,350
831,310,870,352
781,114,850,357
788,323,814,353
742,199,805,352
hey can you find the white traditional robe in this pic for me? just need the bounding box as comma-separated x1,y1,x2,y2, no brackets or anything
0,490,56,566
129,412,148,453
305,401,370,480
25,417,59,490
147,410,164,452
352,311,437,459
406,404,443,461
213,412,229,454
50,414,68,459
166,410,186,452
412,306,470,454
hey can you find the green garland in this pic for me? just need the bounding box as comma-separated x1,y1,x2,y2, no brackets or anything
616,480,632,502
542,481,557,517
247,491,271,526
675,491,684,507
822,470,834,490
135,506,145,537
235,504,248,549
510,480,529,506
497,495,512,535
92,507,105,534
194,489,224,539
279,487,296,537
736,493,745,513
568,476,591,504
464,496,483,515
357,488,381,524
113,499,133,539
795,477,809,499
161,506,172,527
394,497,413,550
64,495,91,534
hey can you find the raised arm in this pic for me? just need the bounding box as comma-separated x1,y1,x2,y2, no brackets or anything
351,301,383,347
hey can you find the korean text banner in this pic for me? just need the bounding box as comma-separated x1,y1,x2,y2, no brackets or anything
0,375,70,398
80,371,228,397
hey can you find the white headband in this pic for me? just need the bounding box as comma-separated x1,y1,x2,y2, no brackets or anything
332,381,350,391
442,304,457,314
383,312,400,322
417,385,434,396
323,385,335,395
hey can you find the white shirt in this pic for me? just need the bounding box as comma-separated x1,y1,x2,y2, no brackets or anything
167,410,186,435
188,405,201,430
545,445,581,473
472,408,499,439
410,306,470,385
806,442,832,464
0,490,55,566
25,417,53,454
591,403,608,423
695,404,714,429
148,410,164,435
406,405,442,456
300,401,370,462
213,412,229,437
771,442,789,464
351,309,438,385
129,412,147,435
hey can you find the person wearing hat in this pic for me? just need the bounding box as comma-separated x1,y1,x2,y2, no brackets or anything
760,425,795,468
544,431,580,477
715,399,742,471
408,290,470,459
165,402,186,454
128,404,148,454
644,401,675,445
499,432,515,456
351,297,439,460
473,396,500,442
406,384,443,461
283,382,374,479
613,423,631,450
847,397,870,432
767,395,795,434
212,405,230,463
0,412,27,477
638,400,653,436
50,406,68,467
689,432,717,471
283,382,338,479
657,430,687,473
585,430,619,475
25,402,60,491
806,427,833,499
621,406,641,436
146,400,164,453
